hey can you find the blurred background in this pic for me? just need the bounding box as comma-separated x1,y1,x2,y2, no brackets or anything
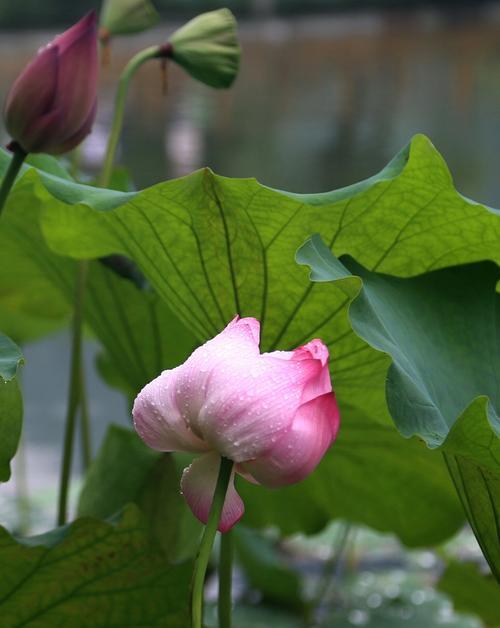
0,1,498,626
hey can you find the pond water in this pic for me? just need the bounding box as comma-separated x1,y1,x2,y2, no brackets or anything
1,3,500,531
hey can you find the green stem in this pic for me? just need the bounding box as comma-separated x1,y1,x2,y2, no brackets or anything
218,529,233,628
0,143,27,215
98,45,163,188
56,260,88,526
191,456,233,628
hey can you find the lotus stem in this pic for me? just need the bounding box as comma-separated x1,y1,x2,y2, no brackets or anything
0,143,27,215
56,260,88,526
98,44,171,188
190,456,233,628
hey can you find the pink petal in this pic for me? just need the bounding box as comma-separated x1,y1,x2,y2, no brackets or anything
227,315,260,345
168,317,263,441
4,45,59,144
181,452,244,533
240,392,340,487
138,319,336,470
19,107,64,153
221,315,261,347
3,11,98,154
235,464,260,484
52,11,98,141
132,368,210,454
24,94,97,155
53,11,97,54
173,324,332,463
193,351,325,462
51,100,97,154
266,339,332,403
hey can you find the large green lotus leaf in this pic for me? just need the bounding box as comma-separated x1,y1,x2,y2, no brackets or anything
239,403,463,546
444,453,500,584
0,158,195,392
296,234,500,578
32,134,500,344
3,135,500,415
85,262,196,398
78,425,202,562
0,151,134,344
0,505,191,626
0,303,64,344
0,135,484,546
78,425,158,519
0,332,23,482
0,150,131,210
438,561,500,627
30,134,500,428
0,171,72,342
0,153,105,342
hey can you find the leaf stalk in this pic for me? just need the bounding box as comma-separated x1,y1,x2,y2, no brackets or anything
57,260,88,526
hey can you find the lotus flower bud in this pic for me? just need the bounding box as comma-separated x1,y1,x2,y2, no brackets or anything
100,0,160,38
169,9,240,88
3,12,98,155
133,316,340,532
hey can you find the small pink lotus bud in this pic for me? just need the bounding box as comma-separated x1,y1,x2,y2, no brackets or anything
133,316,340,532
3,12,98,155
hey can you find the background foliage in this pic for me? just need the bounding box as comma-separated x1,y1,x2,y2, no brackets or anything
0,3,498,624
0,0,487,28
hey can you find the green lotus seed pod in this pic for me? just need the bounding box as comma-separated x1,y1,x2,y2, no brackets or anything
100,0,160,36
169,9,240,89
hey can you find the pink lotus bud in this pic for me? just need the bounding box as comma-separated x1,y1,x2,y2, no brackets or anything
3,12,98,155
133,316,340,532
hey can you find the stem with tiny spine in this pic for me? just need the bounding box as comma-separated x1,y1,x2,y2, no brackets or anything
0,143,27,215
98,44,171,188
190,456,233,628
